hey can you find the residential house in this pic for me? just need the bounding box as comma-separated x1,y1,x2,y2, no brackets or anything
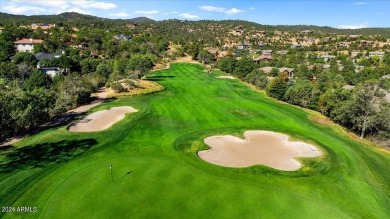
125,23,138,29
301,30,313,34
342,85,355,90
299,38,315,43
351,51,360,58
354,65,365,73
261,50,273,56
222,45,230,50
279,67,294,77
276,50,288,55
236,44,251,50
290,44,305,49
259,66,274,73
259,66,293,77
232,29,244,35
360,40,374,47
0,27,4,33
34,52,66,77
31,23,54,30
348,35,361,39
40,67,62,77
114,34,132,41
207,48,218,55
259,55,273,61
321,55,336,62
14,38,43,52
257,30,266,35
252,56,262,63
337,42,351,48
369,51,385,58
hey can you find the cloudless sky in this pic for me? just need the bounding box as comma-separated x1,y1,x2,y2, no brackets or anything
0,0,389,28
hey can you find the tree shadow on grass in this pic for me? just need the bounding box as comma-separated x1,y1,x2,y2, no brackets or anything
146,75,175,81
0,139,98,174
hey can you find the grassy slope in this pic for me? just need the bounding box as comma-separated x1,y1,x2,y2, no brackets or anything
0,63,389,219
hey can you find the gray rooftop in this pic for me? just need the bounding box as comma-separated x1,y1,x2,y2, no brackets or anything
34,52,62,61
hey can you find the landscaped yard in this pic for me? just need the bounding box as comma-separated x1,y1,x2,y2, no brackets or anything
1,63,389,218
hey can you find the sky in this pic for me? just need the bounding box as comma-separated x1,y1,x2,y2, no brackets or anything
0,0,389,29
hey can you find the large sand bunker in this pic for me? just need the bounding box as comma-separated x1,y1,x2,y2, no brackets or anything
68,106,138,132
217,76,235,79
198,131,321,171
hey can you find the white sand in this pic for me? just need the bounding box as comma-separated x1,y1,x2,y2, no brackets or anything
68,106,138,132
198,130,321,171
217,76,235,79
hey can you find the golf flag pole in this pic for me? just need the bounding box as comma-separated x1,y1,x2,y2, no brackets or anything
110,164,113,182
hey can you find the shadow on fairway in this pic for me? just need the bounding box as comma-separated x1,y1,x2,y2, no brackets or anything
102,97,117,104
0,139,98,173
146,75,175,81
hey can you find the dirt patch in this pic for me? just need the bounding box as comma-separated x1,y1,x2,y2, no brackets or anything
68,106,138,132
310,116,333,126
217,76,235,79
198,131,321,171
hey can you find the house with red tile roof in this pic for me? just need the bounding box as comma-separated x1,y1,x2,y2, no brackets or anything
14,38,43,52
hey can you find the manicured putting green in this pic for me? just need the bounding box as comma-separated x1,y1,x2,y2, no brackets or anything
1,63,389,219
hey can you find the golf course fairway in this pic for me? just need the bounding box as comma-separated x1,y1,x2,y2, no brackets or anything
0,63,389,218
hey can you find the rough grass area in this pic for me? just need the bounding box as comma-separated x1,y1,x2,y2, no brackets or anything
107,80,165,98
0,63,389,219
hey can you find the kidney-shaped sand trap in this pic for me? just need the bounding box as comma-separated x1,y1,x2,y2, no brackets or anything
198,130,322,171
69,106,138,132
217,76,235,79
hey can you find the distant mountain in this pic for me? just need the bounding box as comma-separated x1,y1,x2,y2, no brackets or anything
0,12,155,24
0,12,389,37
125,17,155,23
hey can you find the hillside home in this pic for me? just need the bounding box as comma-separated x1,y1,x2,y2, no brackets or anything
31,23,55,30
125,23,138,29
369,51,385,58
291,44,305,49
40,67,63,77
348,35,361,39
337,42,351,48
279,67,294,77
259,66,294,77
114,34,132,41
343,85,355,90
207,48,218,54
261,50,273,55
232,29,244,35
259,55,273,61
236,44,251,50
299,38,315,43
321,55,336,62
259,66,274,73
34,52,67,77
277,50,288,55
14,38,43,52
301,30,313,34
351,51,360,58
360,40,374,47
35,52,63,67
257,30,266,35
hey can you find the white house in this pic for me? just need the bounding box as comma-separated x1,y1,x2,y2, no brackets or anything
14,38,43,52
369,51,385,58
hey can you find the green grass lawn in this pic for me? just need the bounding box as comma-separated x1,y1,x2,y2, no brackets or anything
1,63,389,218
